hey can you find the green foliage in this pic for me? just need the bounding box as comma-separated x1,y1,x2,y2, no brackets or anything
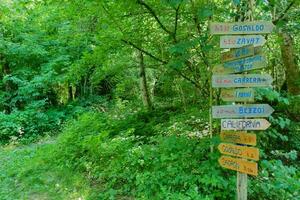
45,110,236,199
0,105,65,144
250,160,300,200
0,0,299,199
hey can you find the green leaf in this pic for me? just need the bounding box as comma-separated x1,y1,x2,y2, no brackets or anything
198,7,213,20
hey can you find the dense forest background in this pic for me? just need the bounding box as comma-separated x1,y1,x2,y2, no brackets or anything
0,0,299,199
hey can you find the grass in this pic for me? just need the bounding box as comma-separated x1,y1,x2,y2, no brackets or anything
0,139,91,200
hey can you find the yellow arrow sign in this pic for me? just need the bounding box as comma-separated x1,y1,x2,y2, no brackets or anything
218,156,258,176
221,88,255,102
220,131,257,146
218,143,259,161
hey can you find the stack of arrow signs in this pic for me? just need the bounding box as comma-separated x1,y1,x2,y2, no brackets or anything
209,21,275,176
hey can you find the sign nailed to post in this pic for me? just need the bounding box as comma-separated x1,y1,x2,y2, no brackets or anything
218,155,258,176
224,54,266,68
220,35,266,49
209,21,274,35
220,131,257,146
221,88,255,102
221,45,262,62
213,54,266,74
218,143,259,161
221,118,271,130
212,74,273,88
212,104,274,118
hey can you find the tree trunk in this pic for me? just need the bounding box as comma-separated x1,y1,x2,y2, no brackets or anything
68,83,73,102
2,61,12,114
279,32,300,95
138,51,152,110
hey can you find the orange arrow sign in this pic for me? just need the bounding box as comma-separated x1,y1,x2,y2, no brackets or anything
218,156,258,176
218,143,259,161
220,131,257,146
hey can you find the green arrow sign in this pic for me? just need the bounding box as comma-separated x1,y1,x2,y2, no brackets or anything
212,104,274,118
212,74,273,88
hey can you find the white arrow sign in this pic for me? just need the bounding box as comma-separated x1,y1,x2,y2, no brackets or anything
212,74,273,88
210,21,274,35
212,104,274,118
220,35,266,49
221,119,271,130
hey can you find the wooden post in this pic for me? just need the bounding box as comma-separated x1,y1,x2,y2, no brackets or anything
237,172,247,200
236,1,256,198
209,67,213,152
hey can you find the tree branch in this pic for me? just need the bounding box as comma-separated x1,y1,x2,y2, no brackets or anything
273,0,296,25
174,4,181,42
121,39,167,64
137,0,174,36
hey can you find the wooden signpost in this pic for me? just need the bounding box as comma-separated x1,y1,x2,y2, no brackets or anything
218,156,258,176
220,35,266,48
221,45,262,62
210,18,274,200
209,21,274,35
221,119,271,130
213,54,266,74
221,88,255,102
220,131,256,146
218,143,259,161
212,74,273,88
212,104,274,118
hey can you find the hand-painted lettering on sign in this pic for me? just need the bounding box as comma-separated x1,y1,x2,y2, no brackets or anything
224,54,266,68
221,88,255,102
213,54,266,74
221,45,254,62
220,131,256,146
212,74,273,88
220,35,266,49
210,21,274,35
212,104,274,118
218,143,259,161
221,119,271,130
221,45,262,62
219,156,258,176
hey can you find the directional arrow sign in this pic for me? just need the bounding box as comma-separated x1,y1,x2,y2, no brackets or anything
221,45,262,62
220,131,256,146
226,54,266,72
221,88,255,102
218,143,259,161
220,35,266,49
213,54,266,74
210,21,274,35
212,74,273,88
221,45,254,62
221,119,271,130
219,156,258,176
212,104,274,118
